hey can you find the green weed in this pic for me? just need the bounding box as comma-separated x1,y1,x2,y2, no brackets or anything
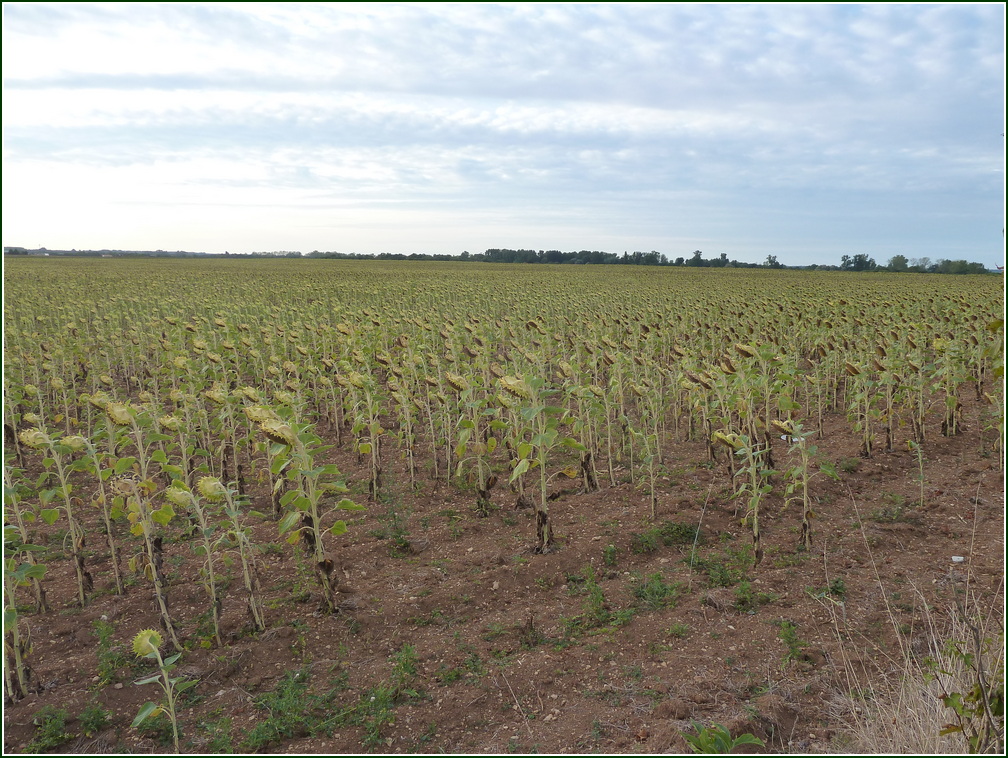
26,706,73,753
79,704,111,737
242,666,343,751
633,572,682,610
777,620,807,664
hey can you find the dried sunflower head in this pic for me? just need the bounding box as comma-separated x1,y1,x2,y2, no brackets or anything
86,392,110,410
18,428,50,449
259,419,297,447
243,405,277,424
105,403,133,426
770,419,795,437
498,376,532,400
61,435,89,453
197,476,228,502
445,372,469,393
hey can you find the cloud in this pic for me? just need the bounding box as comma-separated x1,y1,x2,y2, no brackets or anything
2,3,1003,265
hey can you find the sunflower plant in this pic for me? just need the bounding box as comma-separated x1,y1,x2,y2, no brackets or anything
131,628,196,753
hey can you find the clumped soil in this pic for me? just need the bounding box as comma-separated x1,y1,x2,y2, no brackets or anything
3,396,1003,754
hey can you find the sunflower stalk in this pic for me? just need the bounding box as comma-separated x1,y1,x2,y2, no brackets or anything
19,427,89,607
197,476,265,633
265,418,364,614
3,526,46,701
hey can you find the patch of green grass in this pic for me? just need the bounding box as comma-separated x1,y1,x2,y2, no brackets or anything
92,618,132,685
623,664,643,680
434,665,464,684
838,457,860,474
136,710,176,748
631,528,660,554
657,520,701,546
733,580,776,613
260,541,284,556
482,622,508,641
242,666,345,751
630,520,700,554
368,502,412,556
765,543,810,568
408,609,450,627
349,644,423,749
881,490,906,507
870,502,922,524
26,706,73,753
417,721,438,747
458,643,487,678
195,716,233,753
777,620,807,664
668,622,690,639
561,564,633,637
691,544,753,588
519,615,548,649
79,704,111,737
807,577,846,601
602,543,618,566
632,571,682,610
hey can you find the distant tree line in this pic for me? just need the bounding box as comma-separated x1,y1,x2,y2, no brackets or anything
4,246,997,273
839,253,990,274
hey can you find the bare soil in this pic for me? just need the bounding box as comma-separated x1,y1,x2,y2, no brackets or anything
3,395,1003,754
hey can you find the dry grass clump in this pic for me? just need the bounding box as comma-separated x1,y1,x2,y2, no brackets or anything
826,497,1004,754
833,597,1003,754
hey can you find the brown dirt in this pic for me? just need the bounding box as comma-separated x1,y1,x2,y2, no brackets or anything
3,395,1003,754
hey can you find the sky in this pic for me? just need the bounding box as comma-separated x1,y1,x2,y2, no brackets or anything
2,2,1005,267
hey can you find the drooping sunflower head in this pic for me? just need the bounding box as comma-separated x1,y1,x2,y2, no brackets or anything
18,428,51,449
159,415,182,432
132,629,163,657
243,405,277,424
197,476,228,502
61,435,89,453
498,376,532,401
734,343,757,359
259,419,298,447
86,392,110,410
204,388,227,405
712,431,743,451
272,390,296,407
237,386,261,403
445,372,470,393
105,403,133,426
163,484,193,508
770,419,795,438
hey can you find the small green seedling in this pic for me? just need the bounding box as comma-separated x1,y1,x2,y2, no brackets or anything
683,720,764,753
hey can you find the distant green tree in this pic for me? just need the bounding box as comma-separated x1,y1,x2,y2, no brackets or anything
840,254,877,271
686,250,705,267
886,254,909,272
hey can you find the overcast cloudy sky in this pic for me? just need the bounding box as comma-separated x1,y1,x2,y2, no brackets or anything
2,2,1004,266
